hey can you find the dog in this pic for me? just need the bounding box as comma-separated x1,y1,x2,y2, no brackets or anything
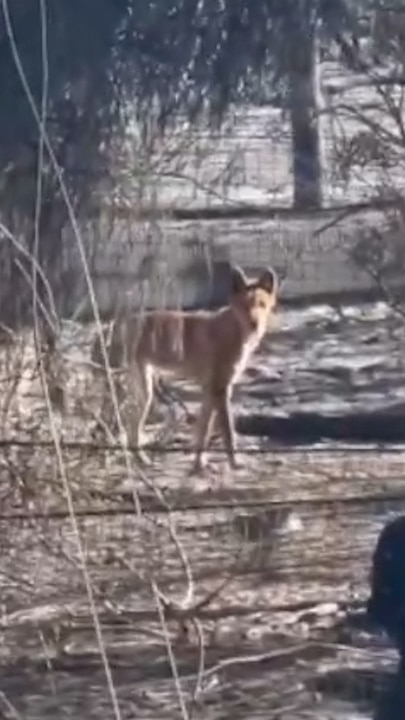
91,264,277,473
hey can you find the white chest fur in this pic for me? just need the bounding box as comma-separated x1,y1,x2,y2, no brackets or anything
232,333,262,384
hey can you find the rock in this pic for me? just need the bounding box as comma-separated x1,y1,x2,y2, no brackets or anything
367,515,405,659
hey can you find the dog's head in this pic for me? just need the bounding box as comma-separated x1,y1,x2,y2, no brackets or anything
229,265,277,336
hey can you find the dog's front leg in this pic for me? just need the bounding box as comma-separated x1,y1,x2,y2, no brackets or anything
213,387,244,470
128,362,154,466
191,393,216,475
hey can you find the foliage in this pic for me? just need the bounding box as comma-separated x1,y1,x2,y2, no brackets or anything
0,0,130,329
0,0,366,181
117,0,363,123
328,1,405,306
0,0,390,328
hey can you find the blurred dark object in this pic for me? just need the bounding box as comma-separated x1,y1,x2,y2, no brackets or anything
367,515,405,661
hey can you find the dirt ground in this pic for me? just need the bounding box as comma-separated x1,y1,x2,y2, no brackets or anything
0,300,405,719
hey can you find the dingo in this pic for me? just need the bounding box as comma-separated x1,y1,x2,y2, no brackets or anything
91,265,277,473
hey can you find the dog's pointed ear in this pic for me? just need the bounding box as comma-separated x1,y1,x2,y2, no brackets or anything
258,267,277,295
230,265,248,294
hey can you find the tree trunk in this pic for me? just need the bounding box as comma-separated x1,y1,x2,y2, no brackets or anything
288,27,323,210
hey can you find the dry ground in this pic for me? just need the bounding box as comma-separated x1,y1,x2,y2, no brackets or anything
0,442,404,720
0,301,405,719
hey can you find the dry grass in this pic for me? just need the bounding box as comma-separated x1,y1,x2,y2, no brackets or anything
0,301,404,718
0,439,403,719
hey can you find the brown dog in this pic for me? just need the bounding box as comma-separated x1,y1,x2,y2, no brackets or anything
91,265,277,473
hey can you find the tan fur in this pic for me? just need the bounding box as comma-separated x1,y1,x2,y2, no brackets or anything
91,265,277,474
